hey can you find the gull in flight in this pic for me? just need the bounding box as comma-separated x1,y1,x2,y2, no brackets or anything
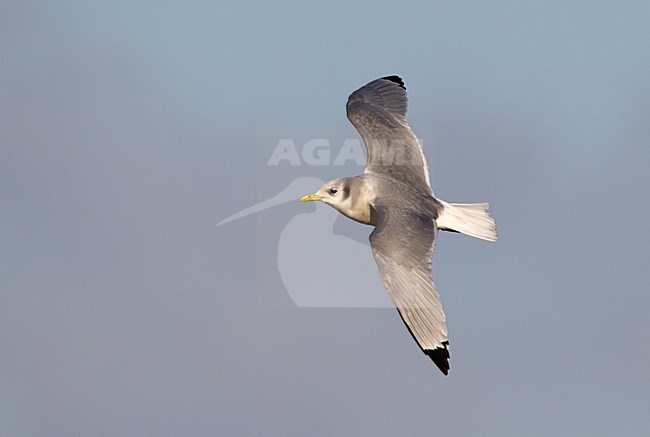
300,76,497,375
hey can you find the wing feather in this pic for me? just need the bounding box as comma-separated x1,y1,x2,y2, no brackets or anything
369,204,450,374
346,76,433,195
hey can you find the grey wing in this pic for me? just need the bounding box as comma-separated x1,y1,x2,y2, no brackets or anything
369,204,450,374
346,76,433,195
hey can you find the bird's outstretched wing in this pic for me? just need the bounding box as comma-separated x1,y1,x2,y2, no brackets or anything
369,203,450,374
346,76,433,195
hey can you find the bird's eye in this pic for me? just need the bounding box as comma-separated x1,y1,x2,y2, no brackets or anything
328,187,338,195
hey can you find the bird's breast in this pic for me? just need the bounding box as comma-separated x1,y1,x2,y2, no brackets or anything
335,201,375,226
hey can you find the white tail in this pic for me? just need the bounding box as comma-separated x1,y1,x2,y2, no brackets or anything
436,200,498,242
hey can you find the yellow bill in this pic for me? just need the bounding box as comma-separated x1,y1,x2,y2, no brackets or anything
300,193,323,202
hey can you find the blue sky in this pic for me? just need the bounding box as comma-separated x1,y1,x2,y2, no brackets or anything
1,2,649,435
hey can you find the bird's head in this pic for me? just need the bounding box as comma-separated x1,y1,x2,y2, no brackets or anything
300,178,353,211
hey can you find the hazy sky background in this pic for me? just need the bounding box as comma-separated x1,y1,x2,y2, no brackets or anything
2,1,649,435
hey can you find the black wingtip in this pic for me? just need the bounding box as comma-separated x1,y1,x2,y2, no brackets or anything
380,75,405,90
425,342,450,375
